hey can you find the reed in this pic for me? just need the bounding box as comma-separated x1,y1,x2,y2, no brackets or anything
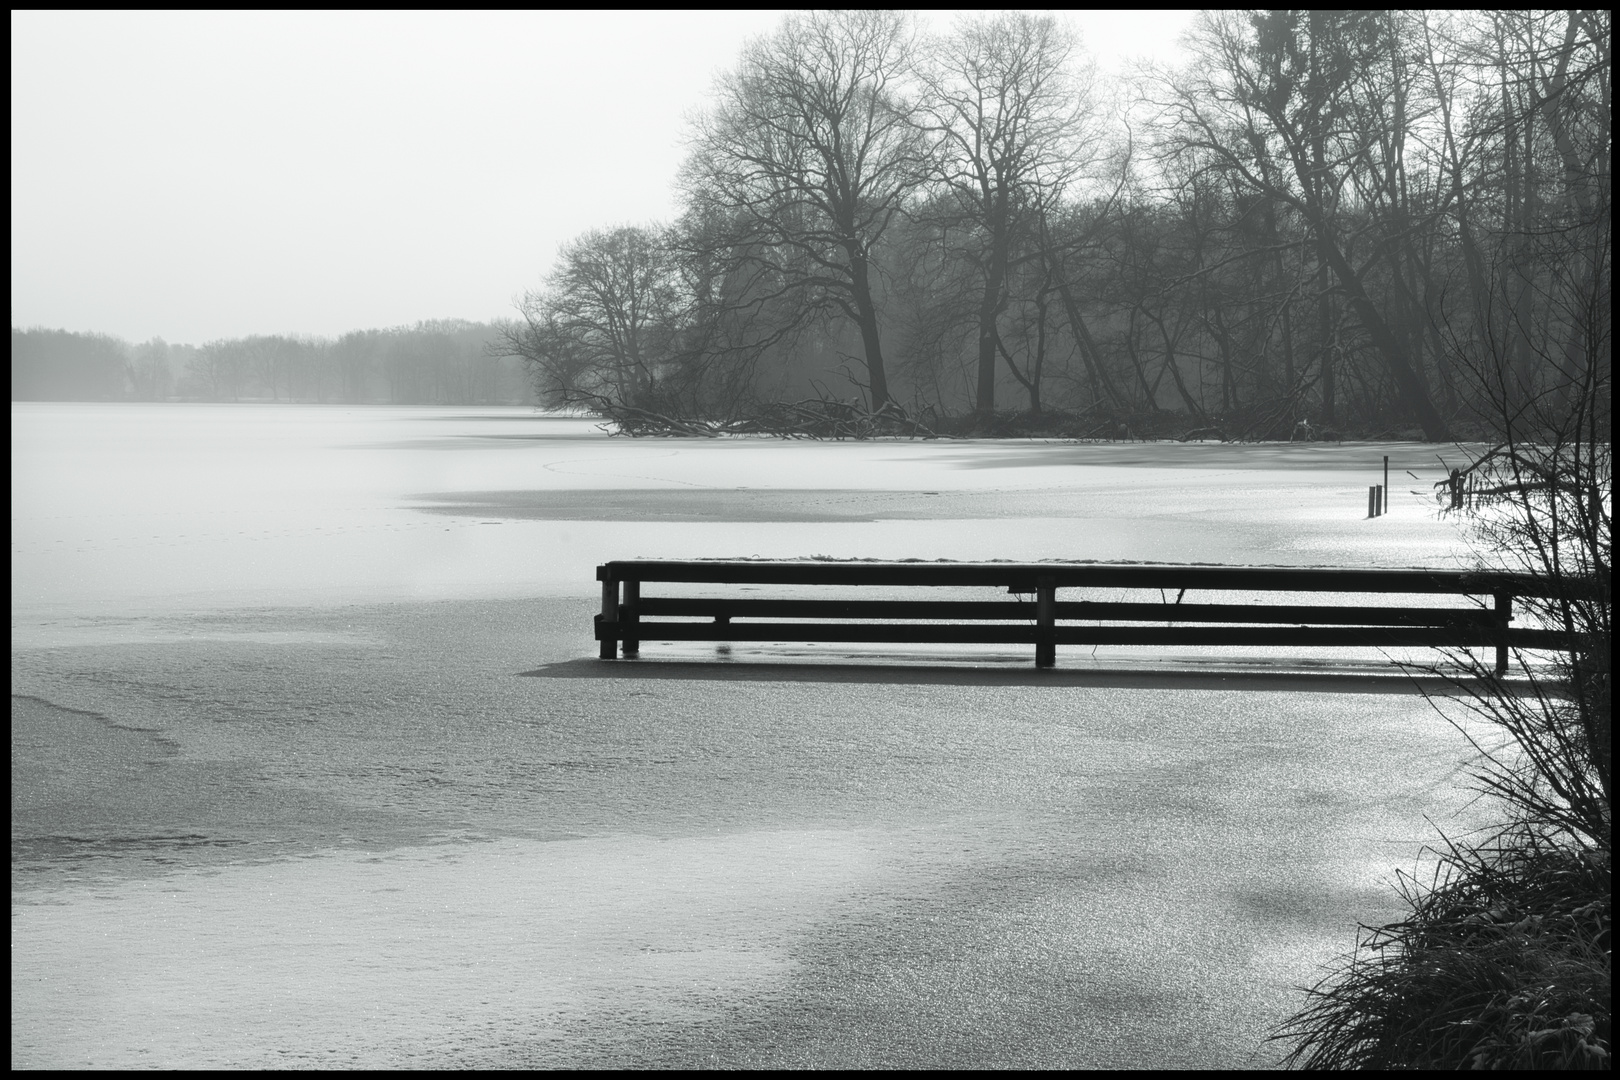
1270,364,1610,1069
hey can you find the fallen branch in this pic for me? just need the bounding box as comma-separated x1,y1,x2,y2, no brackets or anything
578,392,938,440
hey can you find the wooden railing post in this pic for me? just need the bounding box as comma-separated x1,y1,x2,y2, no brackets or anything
1036,576,1056,668
1493,591,1512,677
623,579,640,657
598,569,619,660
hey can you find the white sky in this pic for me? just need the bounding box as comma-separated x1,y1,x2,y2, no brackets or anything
10,9,1196,345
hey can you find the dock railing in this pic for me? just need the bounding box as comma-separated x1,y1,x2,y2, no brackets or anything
594,560,1593,674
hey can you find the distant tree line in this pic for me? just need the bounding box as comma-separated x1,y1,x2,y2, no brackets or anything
501,10,1610,440
11,320,537,405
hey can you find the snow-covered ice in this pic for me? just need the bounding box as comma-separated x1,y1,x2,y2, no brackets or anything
12,402,1479,621
12,404,1501,1068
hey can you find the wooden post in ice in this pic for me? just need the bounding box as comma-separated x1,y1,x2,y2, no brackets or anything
599,572,619,659
1383,456,1389,515
1493,591,1512,677
1035,576,1057,668
1368,486,1377,518
622,579,640,657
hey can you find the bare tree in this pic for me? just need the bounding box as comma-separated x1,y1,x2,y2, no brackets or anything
681,10,926,409
916,11,1101,413
187,339,247,402
1150,10,1454,439
331,330,377,404
129,337,173,401
500,225,683,409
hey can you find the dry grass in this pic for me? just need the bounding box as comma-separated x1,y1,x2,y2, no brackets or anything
1271,425,1610,1069
1273,829,1610,1069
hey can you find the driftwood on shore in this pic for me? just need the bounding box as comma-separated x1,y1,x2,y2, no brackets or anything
569,389,1411,446
580,395,937,440
1432,441,1605,511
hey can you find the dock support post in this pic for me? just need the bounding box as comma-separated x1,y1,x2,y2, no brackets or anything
1036,576,1056,668
1368,486,1378,518
598,572,619,659
1493,591,1511,677
622,579,639,657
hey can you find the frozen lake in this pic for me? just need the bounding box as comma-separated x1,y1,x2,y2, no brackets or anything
12,403,1481,622
13,404,1499,1067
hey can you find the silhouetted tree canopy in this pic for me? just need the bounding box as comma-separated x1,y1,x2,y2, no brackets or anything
497,9,1608,442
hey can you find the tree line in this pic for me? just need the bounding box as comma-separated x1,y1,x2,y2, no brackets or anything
11,320,537,405
502,10,1610,441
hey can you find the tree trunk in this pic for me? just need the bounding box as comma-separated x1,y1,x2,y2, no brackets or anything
975,279,999,413
1051,261,1124,409
1148,308,1203,419
1121,310,1160,410
1281,302,1295,390
1314,232,1451,440
1211,303,1235,413
848,250,891,409
1319,275,1336,424
975,233,1011,413
1029,288,1048,415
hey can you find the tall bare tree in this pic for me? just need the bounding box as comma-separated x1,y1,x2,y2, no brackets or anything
1153,10,1454,439
681,10,925,409
917,12,1100,413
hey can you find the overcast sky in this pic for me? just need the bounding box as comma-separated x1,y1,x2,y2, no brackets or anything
11,10,1196,345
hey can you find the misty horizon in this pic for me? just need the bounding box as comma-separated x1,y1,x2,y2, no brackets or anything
11,9,1195,345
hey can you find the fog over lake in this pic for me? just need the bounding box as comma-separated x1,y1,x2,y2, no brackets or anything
13,404,1500,1068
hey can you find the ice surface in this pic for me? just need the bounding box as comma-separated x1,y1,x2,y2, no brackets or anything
11,404,1505,1067
11,402,1480,625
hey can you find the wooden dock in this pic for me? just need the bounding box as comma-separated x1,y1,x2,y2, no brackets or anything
595,560,1590,673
